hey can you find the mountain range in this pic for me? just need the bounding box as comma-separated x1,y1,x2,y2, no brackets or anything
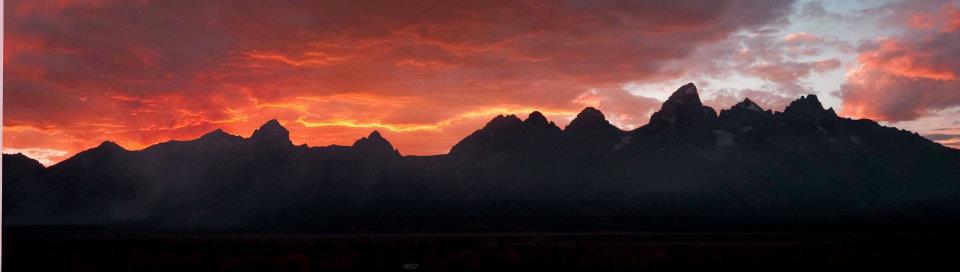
5,83,960,232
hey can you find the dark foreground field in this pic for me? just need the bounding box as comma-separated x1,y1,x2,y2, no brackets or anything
4,228,959,271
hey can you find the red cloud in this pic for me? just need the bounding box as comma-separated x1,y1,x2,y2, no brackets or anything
3,0,794,164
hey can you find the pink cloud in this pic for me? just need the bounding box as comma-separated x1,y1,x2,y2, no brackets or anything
839,1,960,122
573,88,661,129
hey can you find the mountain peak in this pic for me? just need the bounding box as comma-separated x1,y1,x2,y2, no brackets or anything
650,83,707,122
786,94,823,110
3,153,45,170
523,111,561,131
352,130,400,158
2,153,46,181
368,130,384,140
577,107,604,119
642,83,719,147
732,98,763,112
719,98,773,132
570,107,606,125
197,128,244,146
97,141,126,151
201,128,230,138
250,119,292,145
649,83,716,126
665,83,702,107
525,111,549,125
565,107,622,150
566,107,616,132
260,119,284,129
484,114,524,130
782,94,837,121
450,111,563,157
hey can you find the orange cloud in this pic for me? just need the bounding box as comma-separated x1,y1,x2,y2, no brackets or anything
3,0,795,164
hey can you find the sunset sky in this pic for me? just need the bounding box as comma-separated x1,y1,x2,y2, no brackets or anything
4,0,960,166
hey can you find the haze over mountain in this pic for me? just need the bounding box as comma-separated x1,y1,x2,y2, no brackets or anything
4,84,960,232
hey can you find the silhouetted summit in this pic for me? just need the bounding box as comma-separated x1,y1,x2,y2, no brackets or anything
659,83,703,110
732,98,764,112
3,153,45,179
97,141,126,152
5,83,960,232
352,131,401,158
719,98,773,132
781,94,837,122
196,129,246,147
566,107,619,135
637,83,720,147
524,111,557,129
565,107,624,156
250,119,292,146
450,111,565,163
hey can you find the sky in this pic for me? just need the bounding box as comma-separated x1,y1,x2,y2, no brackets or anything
3,0,960,166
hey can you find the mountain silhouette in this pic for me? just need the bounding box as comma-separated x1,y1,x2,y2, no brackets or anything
352,131,401,158
640,82,721,148
4,83,960,232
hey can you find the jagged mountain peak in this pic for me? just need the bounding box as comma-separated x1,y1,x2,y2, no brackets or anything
484,114,524,130
782,94,837,121
638,83,720,147
3,153,45,170
665,83,703,107
525,111,549,125
719,98,773,132
49,140,128,169
565,107,623,152
367,130,385,140
648,83,717,127
570,107,607,125
200,128,233,139
566,107,618,133
496,114,522,122
576,107,604,120
352,130,400,158
2,153,46,183
256,119,285,131
196,128,244,147
786,94,824,110
354,130,390,147
523,111,561,131
97,141,126,151
204,128,228,136
654,83,710,118
732,98,764,112
450,112,563,157
250,119,292,145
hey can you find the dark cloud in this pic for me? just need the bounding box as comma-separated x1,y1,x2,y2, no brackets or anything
797,0,843,21
924,133,960,141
